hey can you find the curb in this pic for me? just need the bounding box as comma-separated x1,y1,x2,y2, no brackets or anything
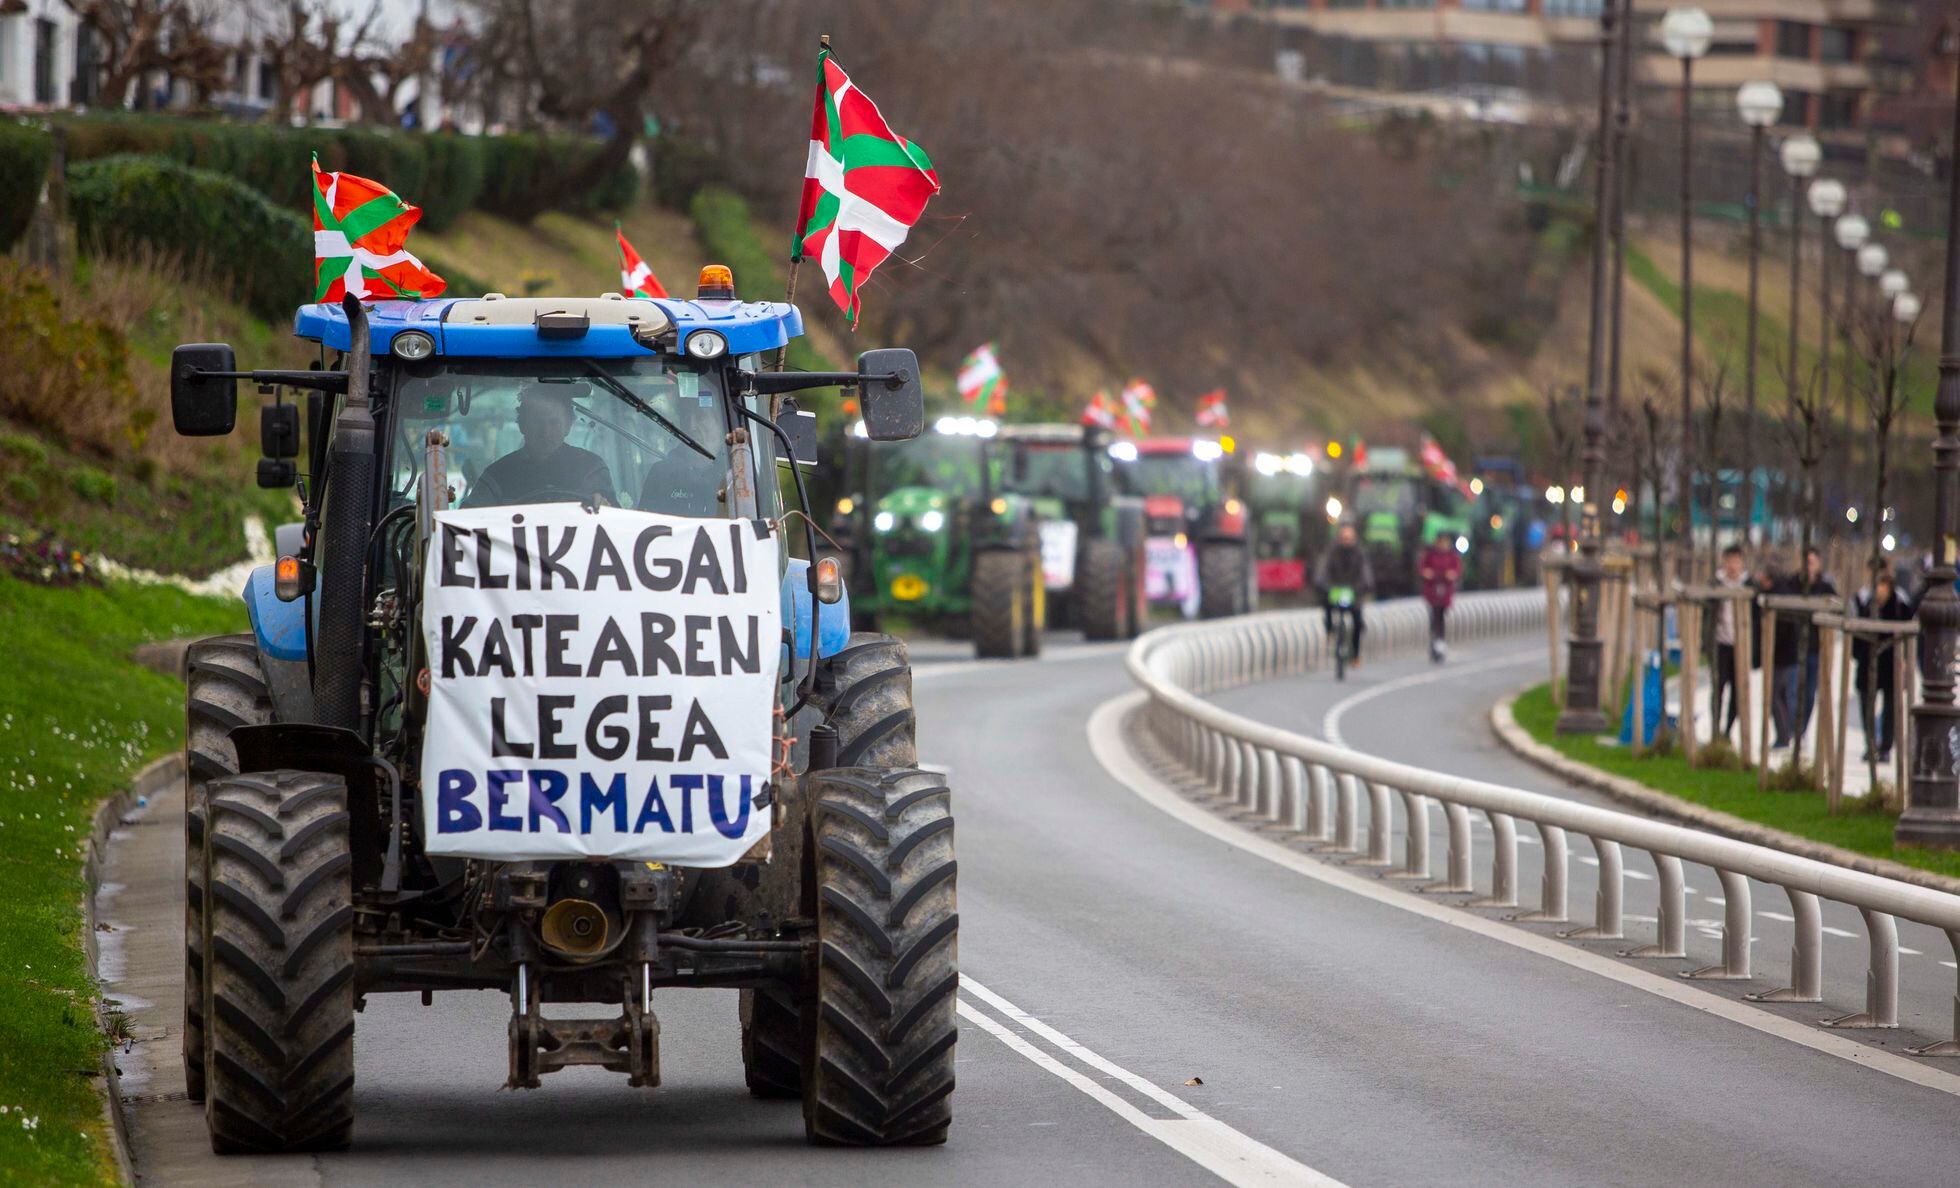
1489,690,1960,898
83,753,179,1188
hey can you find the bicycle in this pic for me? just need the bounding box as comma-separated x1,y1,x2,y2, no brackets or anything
1326,585,1357,681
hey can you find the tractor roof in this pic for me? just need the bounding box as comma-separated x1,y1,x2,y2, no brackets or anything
1134,436,1206,455
996,423,1085,445
292,294,804,361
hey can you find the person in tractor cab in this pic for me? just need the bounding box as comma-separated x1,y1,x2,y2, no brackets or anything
1314,520,1374,666
464,384,616,508
1418,528,1462,663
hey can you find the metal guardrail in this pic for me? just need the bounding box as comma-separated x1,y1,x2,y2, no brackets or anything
1124,589,1960,1053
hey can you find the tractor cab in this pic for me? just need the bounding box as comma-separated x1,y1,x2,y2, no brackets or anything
995,423,1149,639
163,275,960,1151
1246,449,1323,599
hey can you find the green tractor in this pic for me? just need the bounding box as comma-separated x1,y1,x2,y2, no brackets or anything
834,416,1047,658
165,280,958,1152
994,423,1150,640
1344,447,1473,596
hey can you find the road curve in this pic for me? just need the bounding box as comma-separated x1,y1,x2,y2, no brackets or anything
104,628,1960,1186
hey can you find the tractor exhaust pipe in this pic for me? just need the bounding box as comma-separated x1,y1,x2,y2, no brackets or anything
313,296,378,731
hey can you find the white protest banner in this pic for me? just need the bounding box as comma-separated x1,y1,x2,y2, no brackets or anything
418,504,780,866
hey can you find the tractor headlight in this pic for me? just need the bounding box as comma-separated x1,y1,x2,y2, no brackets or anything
919,509,946,533
1455,535,1470,554
390,330,435,361
685,330,728,360
874,511,896,533
1324,496,1343,521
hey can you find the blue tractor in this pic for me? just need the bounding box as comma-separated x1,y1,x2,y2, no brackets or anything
169,271,956,1151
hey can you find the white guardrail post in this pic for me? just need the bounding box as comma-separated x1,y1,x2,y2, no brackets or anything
1123,589,1960,1056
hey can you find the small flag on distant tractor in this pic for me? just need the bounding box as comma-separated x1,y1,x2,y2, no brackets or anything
1120,379,1157,435
310,155,445,303
1082,391,1119,430
958,343,1007,416
1195,389,1229,429
617,226,668,299
1419,436,1459,486
792,45,940,322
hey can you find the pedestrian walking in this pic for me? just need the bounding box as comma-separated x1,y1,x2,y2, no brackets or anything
1852,567,1912,764
1418,530,1461,663
1708,544,1747,741
1791,546,1838,746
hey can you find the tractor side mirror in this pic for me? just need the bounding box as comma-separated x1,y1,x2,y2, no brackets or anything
856,348,923,441
777,400,819,468
261,403,300,459
171,343,239,437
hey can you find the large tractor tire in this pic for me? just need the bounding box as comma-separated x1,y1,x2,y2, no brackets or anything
1074,538,1126,641
741,633,919,1100
1198,541,1250,619
182,635,273,1103
970,550,1026,659
203,770,355,1154
803,768,957,1146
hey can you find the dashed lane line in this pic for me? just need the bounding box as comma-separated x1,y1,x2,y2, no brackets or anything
957,979,1340,1187
1319,649,1539,747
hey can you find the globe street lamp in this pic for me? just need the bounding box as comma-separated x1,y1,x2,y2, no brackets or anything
1663,7,1712,576
1557,0,1623,734
1736,81,1782,546
1893,291,1921,324
1880,268,1910,302
1781,136,1821,546
1899,76,1960,851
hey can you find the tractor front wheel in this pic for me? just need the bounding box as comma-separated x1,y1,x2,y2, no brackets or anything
970,550,1025,659
1075,538,1126,641
1198,541,1250,619
803,768,957,1146
203,770,355,1153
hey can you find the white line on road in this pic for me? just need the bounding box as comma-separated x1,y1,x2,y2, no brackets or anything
913,642,1134,682
1320,650,1539,747
957,983,1339,1187
1087,690,1960,1100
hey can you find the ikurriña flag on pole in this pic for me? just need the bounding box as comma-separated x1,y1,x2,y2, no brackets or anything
1195,389,1230,429
958,343,1007,415
1120,379,1157,435
617,226,668,299
1082,391,1118,430
310,154,445,303
792,45,940,322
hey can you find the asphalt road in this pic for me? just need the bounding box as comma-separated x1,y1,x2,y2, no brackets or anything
108,624,1960,1186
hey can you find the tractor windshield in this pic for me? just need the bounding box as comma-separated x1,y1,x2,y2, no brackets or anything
1002,442,1092,502
877,433,987,497
1121,453,1216,505
386,357,731,518
1351,474,1417,519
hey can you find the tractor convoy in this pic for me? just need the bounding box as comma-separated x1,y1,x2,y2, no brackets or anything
164,263,1547,1160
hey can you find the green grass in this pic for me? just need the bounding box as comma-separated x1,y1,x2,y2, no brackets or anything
0,575,243,1184
1626,243,1937,418
1514,682,1960,880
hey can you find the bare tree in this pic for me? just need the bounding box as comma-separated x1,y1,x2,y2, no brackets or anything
64,0,229,109
1697,345,1734,576
1851,299,1922,574
257,0,357,122
1772,347,1831,583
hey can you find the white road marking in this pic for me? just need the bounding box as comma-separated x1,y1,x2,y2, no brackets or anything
914,642,1133,682
1625,869,1654,881
1087,691,1960,1100
957,983,1339,1187
1320,650,1539,747
1823,926,1859,938
1759,911,1796,922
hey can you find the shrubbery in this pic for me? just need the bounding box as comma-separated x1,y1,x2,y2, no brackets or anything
0,121,54,252
0,259,140,452
59,114,636,230
68,156,311,319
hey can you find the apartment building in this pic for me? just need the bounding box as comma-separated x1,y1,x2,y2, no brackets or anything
1216,0,1921,138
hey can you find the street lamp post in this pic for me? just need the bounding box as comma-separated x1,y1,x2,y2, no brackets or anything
1834,213,1871,538
1806,180,1847,551
1780,135,1821,543
1737,82,1782,547
1663,7,1712,578
1851,240,1890,520
1898,79,1960,849
1555,0,1621,735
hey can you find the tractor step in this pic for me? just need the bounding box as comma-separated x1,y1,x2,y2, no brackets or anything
507,966,661,1088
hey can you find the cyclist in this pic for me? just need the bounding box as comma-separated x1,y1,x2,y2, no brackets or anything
1314,521,1374,668
1418,529,1462,663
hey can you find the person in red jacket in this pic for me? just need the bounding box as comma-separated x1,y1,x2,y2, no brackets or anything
1419,530,1463,663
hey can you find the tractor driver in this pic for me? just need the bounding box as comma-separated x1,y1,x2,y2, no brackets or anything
465,385,615,507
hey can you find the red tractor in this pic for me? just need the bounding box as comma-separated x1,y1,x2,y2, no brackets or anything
1112,436,1253,619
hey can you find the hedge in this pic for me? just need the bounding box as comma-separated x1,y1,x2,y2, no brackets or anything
68,156,311,319
0,121,54,252
57,114,636,231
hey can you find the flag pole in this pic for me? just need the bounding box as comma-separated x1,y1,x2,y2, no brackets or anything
775,33,831,378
